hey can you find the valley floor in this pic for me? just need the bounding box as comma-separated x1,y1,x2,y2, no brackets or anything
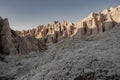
0,24,120,80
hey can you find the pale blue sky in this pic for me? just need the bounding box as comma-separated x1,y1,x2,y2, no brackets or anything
0,0,120,30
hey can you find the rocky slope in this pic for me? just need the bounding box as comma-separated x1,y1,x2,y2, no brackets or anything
19,5,120,80
0,5,120,80
20,23,120,80
0,17,47,62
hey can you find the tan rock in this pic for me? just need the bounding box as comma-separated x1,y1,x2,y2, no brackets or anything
16,5,120,43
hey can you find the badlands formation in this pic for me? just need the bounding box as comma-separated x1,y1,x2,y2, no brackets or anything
0,5,120,80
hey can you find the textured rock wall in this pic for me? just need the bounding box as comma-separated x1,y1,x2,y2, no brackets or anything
18,21,77,43
0,18,16,55
0,5,120,57
0,17,47,60
18,6,120,42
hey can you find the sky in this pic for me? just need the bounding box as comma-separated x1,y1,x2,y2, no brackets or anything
0,0,120,30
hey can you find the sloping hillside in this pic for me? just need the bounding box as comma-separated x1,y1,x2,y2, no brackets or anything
19,23,120,80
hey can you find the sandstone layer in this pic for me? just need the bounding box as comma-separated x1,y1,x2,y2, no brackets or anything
18,6,120,42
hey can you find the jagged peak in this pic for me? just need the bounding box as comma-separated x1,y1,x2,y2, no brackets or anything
1,5,120,44
0,16,2,20
3,18,9,24
16,5,120,43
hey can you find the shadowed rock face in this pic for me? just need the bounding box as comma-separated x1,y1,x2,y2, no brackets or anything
18,35,47,54
0,17,47,61
0,18,15,55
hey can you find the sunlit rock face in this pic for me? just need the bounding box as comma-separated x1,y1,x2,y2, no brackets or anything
18,21,77,43
18,6,120,42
